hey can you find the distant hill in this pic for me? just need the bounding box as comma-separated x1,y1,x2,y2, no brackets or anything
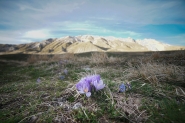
0,35,185,54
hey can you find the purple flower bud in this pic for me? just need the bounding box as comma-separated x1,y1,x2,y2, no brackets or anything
60,75,65,80
119,83,126,92
37,78,41,83
91,79,105,91
64,69,68,75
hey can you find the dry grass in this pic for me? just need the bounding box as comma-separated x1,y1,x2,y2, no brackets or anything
150,52,162,60
74,53,124,65
58,53,75,61
123,51,185,84
90,52,108,64
114,93,148,122
27,51,185,85
76,57,90,64
27,55,50,64
125,60,185,84
150,51,185,62
108,56,123,64
27,52,185,85
27,53,76,64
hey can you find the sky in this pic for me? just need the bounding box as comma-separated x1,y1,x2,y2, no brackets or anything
0,0,185,46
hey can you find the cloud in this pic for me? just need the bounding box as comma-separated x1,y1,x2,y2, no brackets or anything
17,4,43,12
0,0,85,29
49,21,142,39
0,0,184,45
122,31,141,37
89,17,115,20
0,30,22,44
89,0,185,25
0,29,50,44
20,39,33,43
64,28,91,31
23,29,51,39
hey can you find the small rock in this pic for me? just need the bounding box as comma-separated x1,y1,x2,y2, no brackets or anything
58,102,63,107
63,104,70,111
72,102,82,110
83,67,91,71
57,97,66,102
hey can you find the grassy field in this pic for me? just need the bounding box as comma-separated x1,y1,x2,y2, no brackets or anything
0,51,185,123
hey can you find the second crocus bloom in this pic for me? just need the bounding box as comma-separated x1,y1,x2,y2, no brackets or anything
76,74,105,97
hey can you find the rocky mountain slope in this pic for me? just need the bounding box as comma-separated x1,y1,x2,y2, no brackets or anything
0,35,185,54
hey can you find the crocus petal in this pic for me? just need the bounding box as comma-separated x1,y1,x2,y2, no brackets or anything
92,80,105,91
91,75,100,83
76,83,82,90
86,92,91,97
98,80,104,85
79,90,85,94
76,77,91,94
96,84,105,91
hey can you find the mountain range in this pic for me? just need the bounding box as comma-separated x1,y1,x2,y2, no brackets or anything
0,35,185,54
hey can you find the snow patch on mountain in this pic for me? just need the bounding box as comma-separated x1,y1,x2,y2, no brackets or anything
135,39,169,51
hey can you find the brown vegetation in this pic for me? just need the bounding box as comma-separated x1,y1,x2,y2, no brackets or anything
27,53,76,64
26,51,185,85
90,52,108,64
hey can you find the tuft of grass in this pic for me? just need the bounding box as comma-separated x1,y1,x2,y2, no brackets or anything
90,52,108,65
125,60,185,85
27,55,49,64
26,53,76,64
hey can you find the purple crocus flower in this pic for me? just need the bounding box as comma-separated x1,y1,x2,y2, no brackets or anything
89,74,105,91
119,83,126,92
60,75,65,80
92,79,105,91
37,78,41,83
76,74,105,97
64,69,68,75
76,78,91,97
